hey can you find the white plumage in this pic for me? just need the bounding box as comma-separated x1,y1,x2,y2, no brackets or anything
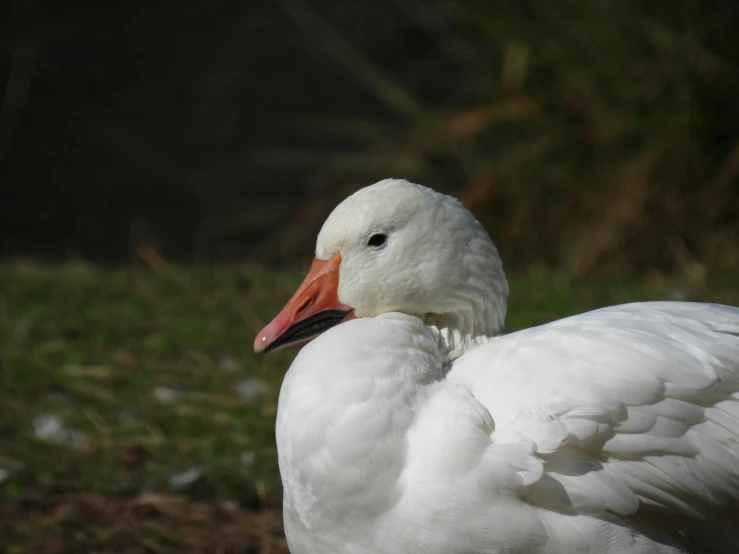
259,179,739,553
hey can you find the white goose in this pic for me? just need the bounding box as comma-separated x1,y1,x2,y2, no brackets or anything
254,179,739,554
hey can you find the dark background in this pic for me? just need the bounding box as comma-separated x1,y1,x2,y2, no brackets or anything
2,0,739,273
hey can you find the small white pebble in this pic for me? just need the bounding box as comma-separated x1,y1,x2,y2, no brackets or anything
32,414,87,448
237,378,270,402
240,451,256,467
168,467,203,489
153,386,179,405
217,354,240,372
33,414,66,441
221,500,239,511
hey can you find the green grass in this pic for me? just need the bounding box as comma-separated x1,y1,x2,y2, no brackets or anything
0,262,301,553
0,261,737,552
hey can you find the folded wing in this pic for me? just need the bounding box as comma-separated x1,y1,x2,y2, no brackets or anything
450,302,739,525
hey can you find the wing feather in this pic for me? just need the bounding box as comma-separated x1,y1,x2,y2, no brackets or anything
450,301,739,524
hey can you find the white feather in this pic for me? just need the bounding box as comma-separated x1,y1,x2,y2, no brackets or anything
273,179,739,554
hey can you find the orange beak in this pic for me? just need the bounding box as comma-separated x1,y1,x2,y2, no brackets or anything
253,253,354,353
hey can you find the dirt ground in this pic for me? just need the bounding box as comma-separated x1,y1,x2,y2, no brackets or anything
0,494,289,554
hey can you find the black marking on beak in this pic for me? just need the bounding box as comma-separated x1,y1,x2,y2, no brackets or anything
263,309,350,353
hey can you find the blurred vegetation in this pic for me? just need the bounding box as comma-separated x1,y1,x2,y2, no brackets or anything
2,0,737,275
0,262,297,552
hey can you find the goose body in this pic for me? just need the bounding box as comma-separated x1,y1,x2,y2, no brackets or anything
256,180,739,553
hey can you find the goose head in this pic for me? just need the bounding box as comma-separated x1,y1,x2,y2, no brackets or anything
254,179,509,358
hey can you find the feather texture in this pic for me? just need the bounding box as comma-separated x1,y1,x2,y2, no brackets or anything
267,180,739,554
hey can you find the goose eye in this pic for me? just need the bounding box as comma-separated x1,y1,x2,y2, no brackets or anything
367,233,388,248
